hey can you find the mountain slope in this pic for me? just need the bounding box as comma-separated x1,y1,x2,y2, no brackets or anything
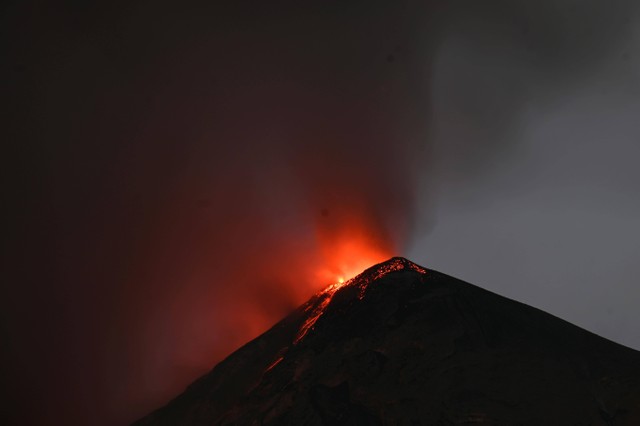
133,257,640,425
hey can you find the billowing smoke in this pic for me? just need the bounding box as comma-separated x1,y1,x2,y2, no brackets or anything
2,1,638,425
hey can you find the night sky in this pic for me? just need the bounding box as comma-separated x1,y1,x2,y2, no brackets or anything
3,1,640,425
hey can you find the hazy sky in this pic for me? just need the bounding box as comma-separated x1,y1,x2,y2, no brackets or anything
3,1,639,425
408,1,640,352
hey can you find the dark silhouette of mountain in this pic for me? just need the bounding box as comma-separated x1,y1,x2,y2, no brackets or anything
133,257,640,425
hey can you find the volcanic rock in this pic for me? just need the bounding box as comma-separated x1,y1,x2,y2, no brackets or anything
133,257,640,425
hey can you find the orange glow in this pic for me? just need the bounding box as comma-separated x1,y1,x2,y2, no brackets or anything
295,257,426,344
314,230,393,289
289,213,396,344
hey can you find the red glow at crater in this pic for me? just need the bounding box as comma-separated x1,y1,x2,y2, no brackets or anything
314,224,394,289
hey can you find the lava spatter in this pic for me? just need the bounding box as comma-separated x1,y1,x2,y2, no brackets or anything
294,257,427,344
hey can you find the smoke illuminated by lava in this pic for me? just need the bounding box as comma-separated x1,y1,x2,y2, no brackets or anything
314,219,395,286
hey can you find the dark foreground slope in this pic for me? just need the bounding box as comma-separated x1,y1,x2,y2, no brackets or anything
134,258,640,425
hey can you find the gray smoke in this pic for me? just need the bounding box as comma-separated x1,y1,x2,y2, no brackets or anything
409,0,640,351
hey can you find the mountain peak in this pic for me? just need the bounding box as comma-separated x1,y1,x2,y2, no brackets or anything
134,260,640,426
350,256,428,284
295,257,428,344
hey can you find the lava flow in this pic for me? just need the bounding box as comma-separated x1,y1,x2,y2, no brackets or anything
295,257,426,344
294,281,346,344
298,232,394,343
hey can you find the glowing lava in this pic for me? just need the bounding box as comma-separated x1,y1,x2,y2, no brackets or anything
295,210,398,344
293,276,355,344
314,238,392,287
295,257,427,344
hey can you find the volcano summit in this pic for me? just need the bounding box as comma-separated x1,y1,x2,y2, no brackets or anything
134,258,640,425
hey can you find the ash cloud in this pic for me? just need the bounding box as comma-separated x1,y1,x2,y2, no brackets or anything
2,1,639,425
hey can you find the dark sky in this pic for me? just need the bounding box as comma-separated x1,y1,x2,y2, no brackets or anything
3,1,639,425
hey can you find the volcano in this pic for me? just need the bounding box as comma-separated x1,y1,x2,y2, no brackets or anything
133,257,640,425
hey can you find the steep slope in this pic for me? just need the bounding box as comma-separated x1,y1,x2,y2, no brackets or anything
134,257,640,425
